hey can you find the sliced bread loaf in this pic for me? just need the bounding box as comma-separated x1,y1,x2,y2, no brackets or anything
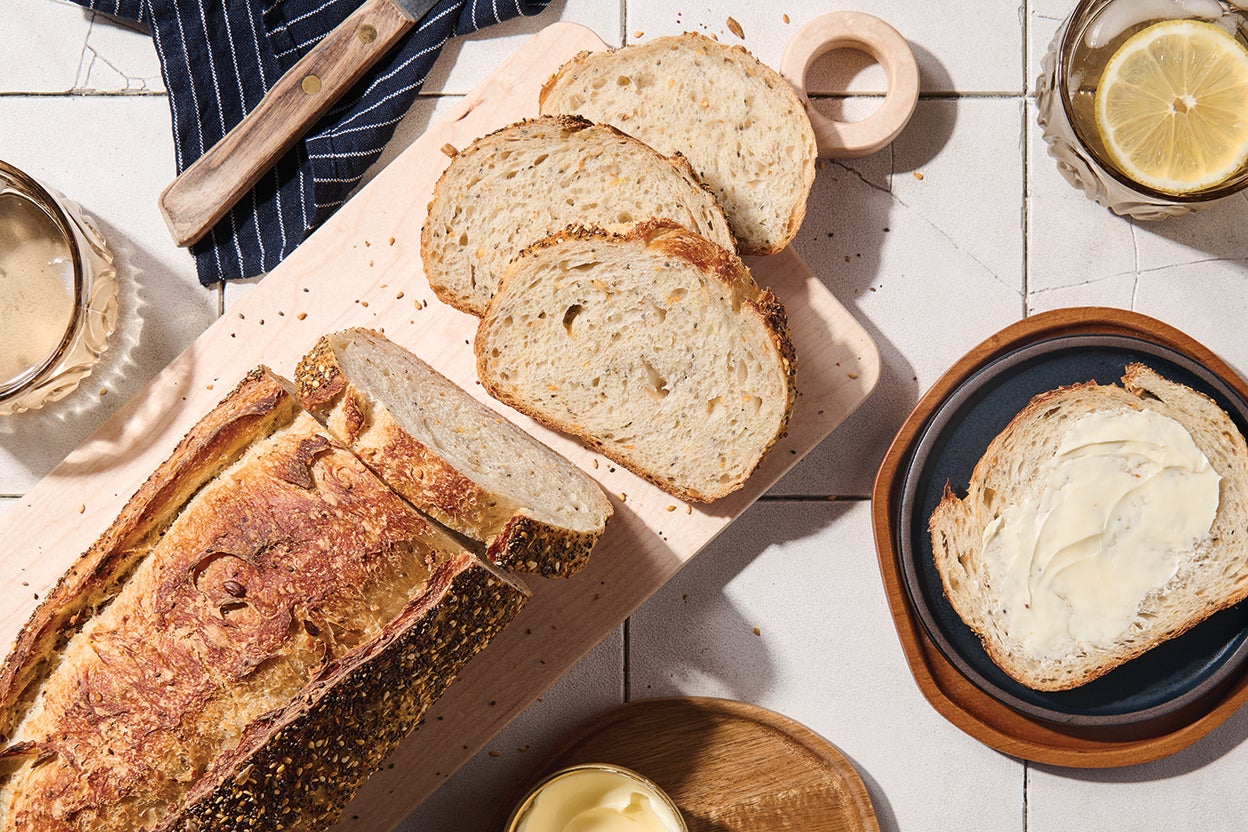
474,219,797,502
929,364,1248,691
0,368,527,831
539,33,817,256
295,329,613,578
422,115,735,316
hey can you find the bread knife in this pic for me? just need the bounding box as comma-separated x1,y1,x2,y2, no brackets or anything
158,0,441,249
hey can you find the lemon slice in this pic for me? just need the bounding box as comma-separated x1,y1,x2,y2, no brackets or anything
1095,19,1248,194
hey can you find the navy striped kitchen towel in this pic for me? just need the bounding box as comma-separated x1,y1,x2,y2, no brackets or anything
69,0,550,285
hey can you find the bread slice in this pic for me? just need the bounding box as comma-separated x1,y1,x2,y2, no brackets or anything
422,114,736,316
539,33,817,256
474,219,797,502
0,369,528,832
929,364,1248,691
295,329,613,578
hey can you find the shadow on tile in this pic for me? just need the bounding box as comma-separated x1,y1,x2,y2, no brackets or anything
0,217,209,483
1033,702,1248,783
779,156,920,496
629,500,856,706
422,0,585,93
844,749,902,832
1129,192,1248,263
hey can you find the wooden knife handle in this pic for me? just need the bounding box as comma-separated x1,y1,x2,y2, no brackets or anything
159,0,414,248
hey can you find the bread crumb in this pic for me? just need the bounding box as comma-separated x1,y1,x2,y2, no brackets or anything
783,13,790,23
488,750,500,758
389,237,396,246
752,627,761,636
297,312,307,320
78,504,85,514
913,171,925,180
206,384,214,391
685,505,692,515
361,300,369,308
632,30,644,38
726,16,744,38
98,388,107,396
414,299,425,310
591,458,599,469
618,492,627,502
441,143,458,157
364,240,371,247
665,505,676,512
396,291,404,300
848,371,859,379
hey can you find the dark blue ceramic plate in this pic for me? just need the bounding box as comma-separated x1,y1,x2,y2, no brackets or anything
898,334,1248,726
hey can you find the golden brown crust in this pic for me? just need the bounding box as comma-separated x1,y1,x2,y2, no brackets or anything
538,33,815,255
477,221,797,503
295,331,608,578
157,560,523,832
420,114,738,316
0,368,528,830
0,369,294,744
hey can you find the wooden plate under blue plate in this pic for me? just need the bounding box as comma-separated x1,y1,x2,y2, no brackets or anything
898,333,1248,727
872,307,1248,767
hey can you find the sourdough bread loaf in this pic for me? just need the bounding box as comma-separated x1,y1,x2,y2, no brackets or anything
0,369,528,831
296,329,613,578
539,33,817,255
422,115,736,316
474,219,797,502
929,364,1248,691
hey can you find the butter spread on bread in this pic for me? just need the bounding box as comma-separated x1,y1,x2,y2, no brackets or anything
475,219,796,503
296,329,613,578
930,364,1248,691
539,33,817,255
422,115,735,317
0,369,527,831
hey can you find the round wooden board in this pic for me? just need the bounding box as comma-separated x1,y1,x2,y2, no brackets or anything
540,697,879,832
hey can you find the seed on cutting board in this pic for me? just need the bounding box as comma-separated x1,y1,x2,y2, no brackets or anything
727,16,744,38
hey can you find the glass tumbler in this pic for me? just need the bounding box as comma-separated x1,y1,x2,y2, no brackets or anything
0,161,118,415
1036,0,1248,219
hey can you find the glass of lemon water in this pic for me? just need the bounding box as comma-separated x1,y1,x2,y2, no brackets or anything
1037,0,1248,218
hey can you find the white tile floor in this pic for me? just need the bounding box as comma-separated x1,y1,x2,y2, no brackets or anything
2,1,1248,830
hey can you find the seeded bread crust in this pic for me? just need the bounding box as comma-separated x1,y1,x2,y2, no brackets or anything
422,114,736,316
0,369,528,831
539,33,817,255
295,330,612,578
929,364,1248,691
475,219,797,502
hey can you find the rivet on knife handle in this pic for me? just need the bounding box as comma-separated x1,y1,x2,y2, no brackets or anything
158,0,419,249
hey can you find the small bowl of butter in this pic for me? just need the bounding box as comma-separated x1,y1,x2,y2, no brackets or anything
506,763,687,832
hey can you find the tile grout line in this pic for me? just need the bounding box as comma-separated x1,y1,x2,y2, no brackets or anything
622,617,631,703
1022,0,1033,320
1023,761,1031,831
1022,16,1033,832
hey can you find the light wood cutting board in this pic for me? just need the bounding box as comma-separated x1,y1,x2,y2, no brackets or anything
0,22,879,831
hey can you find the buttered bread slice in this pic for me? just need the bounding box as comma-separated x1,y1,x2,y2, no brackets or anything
540,33,817,255
929,364,1248,691
422,115,735,316
475,220,797,502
